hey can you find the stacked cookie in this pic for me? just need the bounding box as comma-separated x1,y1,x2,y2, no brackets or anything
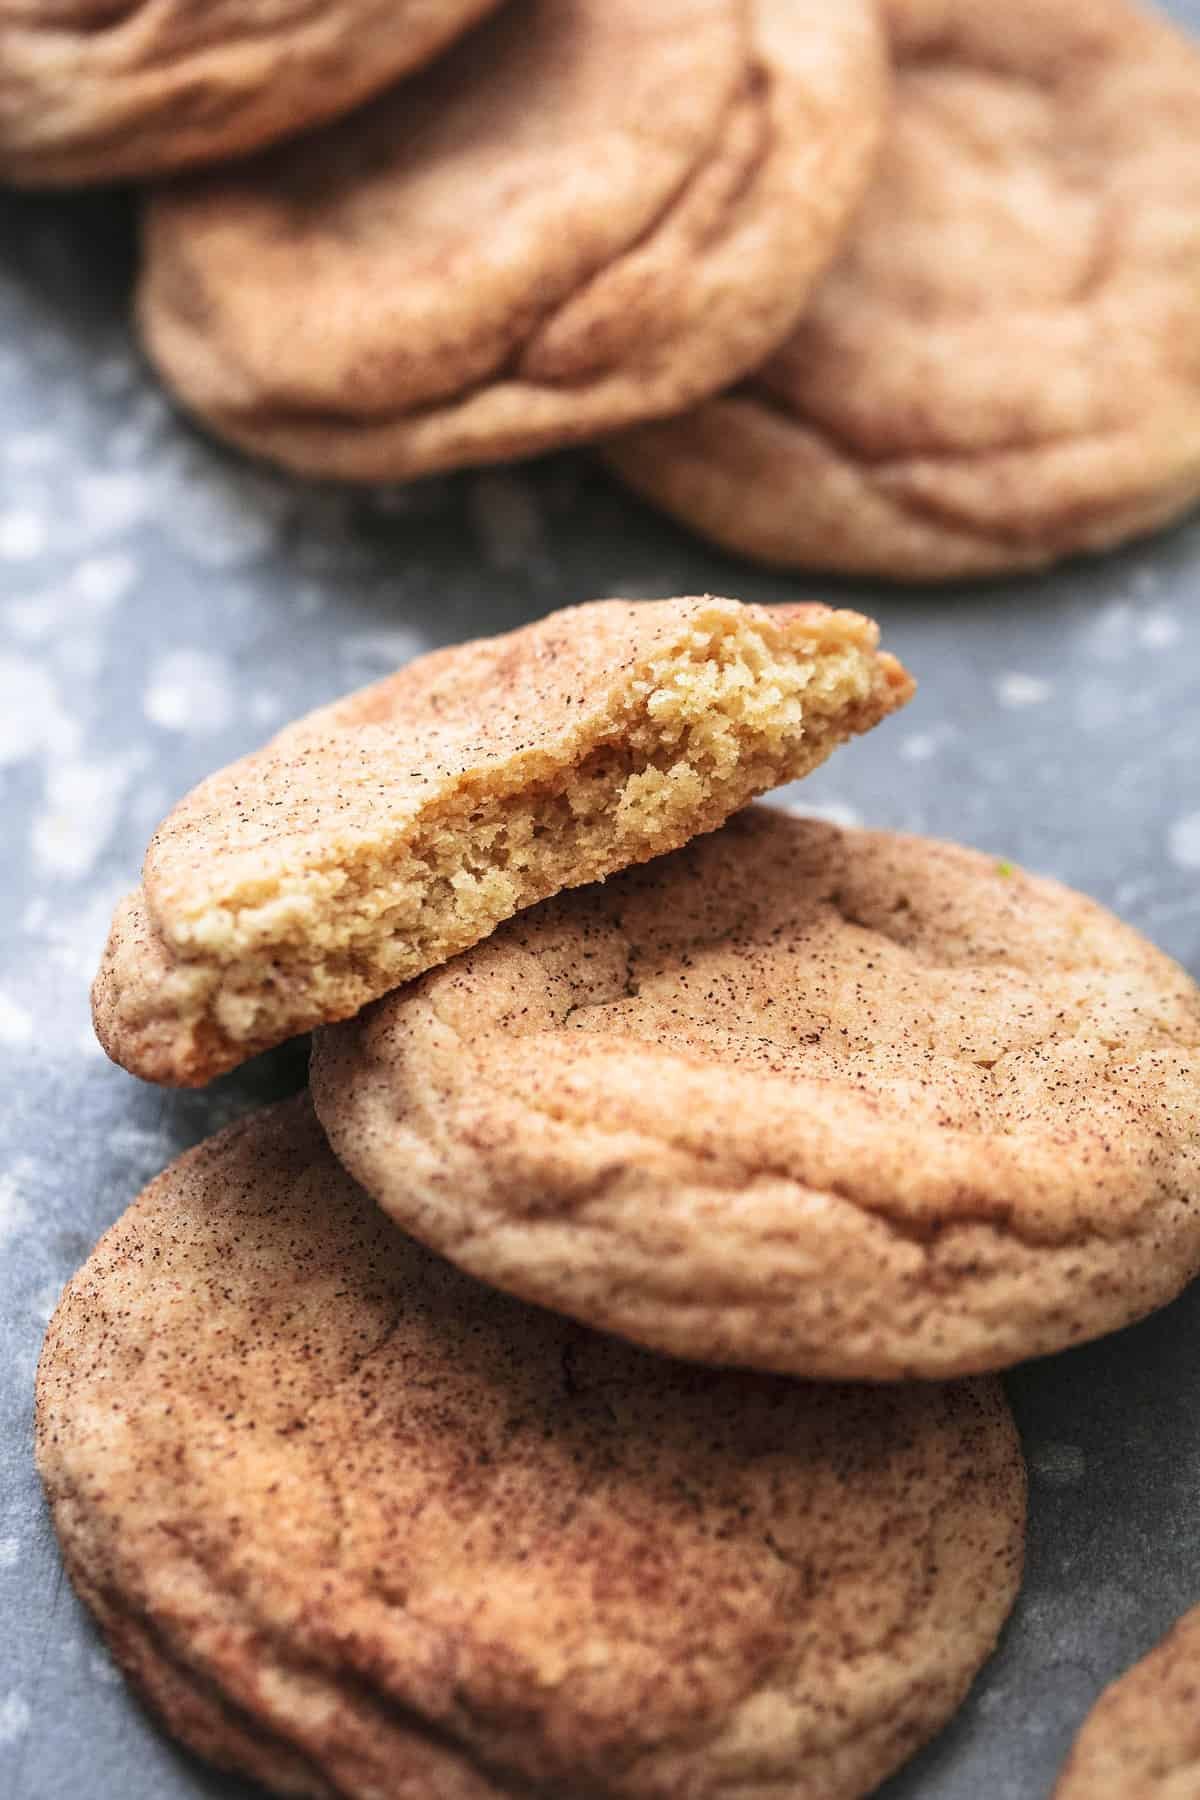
37,597,1200,1797
0,0,507,182
7,0,1199,580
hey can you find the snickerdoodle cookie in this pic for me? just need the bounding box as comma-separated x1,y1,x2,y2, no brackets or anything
37,1096,1026,1800
313,807,1200,1381
606,0,1200,581
1055,1606,1200,1798
0,0,500,185
93,599,912,1086
137,0,886,479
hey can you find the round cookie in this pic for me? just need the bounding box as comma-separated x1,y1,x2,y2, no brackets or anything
313,806,1200,1381
1055,1606,1200,1798
0,0,502,186
37,1096,1026,1800
137,0,887,480
92,597,911,1087
605,0,1200,581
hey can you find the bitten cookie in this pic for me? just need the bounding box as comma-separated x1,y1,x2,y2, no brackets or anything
313,807,1200,1381
92,598,911,1086
37,1096,1026,1800
137,0,886,479
1055,1606,1200,1798
0,0,501,185
605,0,1200,580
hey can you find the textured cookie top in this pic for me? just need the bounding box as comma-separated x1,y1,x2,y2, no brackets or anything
138,0,886,479
607,0,1200,578
92,597,911,1085
0,0,501,184
1055,1606,1200,1798
313,807,1200,1379
37,1097,1024,1800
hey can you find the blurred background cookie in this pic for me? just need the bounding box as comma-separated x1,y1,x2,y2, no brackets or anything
37,1096,1026,1800
605,0,1200,580
0,0,502,184
313,806,1200,1380
1054,1604,1200,1797
138,0,887,478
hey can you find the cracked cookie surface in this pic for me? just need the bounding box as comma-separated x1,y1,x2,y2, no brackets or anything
0,0,501,184
605,0,1200,580
313,807,1200,1380
36,1095,1025,1800
138,0,886,479
92,598,911,1087
1054,1605,1200,1799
